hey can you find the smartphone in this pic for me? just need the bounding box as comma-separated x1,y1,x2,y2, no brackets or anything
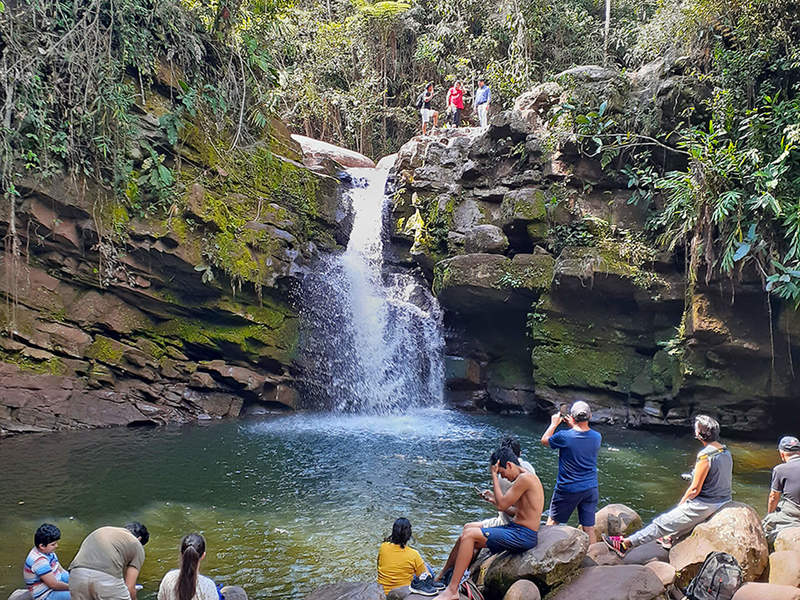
559,403,569,418
474,486,484,495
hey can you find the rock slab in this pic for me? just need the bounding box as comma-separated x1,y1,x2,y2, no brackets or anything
305,582,386,600
548,565,666,600
292,134,376,168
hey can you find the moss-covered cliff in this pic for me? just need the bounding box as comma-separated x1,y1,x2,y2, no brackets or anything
0,85,351,434
386,60,800,435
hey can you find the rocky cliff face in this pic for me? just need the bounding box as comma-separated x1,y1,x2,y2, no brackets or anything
386,60,800,435
0,89,352,435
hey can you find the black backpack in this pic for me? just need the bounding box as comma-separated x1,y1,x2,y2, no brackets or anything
684,551,743,600
414,92,425,109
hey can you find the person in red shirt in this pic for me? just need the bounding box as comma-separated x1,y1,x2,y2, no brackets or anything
446,81,465,128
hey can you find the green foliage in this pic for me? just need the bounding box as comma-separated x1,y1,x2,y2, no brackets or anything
1,0,282,216
548,220,597,256
545,0,800,304
270,0,660,158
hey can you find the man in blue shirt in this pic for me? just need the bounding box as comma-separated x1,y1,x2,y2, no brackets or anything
474,79,491,128
541,400,602,543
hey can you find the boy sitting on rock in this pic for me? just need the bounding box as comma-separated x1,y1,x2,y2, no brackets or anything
24,524,70,600
433,446,544,600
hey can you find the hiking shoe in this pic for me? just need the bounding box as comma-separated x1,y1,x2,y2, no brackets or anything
440,567,454,587
410,575,439,596
424,570,446,590
603,534,629,557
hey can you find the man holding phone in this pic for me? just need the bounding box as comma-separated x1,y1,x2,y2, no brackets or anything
541,401,602,543
474,436,536,529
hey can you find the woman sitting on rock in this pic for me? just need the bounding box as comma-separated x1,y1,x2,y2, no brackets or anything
604,415,733,557
158,533,219,600
377,518,431,595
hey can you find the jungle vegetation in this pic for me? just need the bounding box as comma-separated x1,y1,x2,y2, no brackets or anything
0,0,799,301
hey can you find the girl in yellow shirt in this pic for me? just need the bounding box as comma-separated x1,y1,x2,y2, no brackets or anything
377,518,428,594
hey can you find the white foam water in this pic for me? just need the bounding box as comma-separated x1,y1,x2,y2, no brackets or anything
299,167,445,412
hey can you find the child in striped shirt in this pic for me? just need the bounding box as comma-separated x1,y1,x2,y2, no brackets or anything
23,524,70,600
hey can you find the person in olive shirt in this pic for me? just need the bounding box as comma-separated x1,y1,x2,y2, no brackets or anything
69,523,149,600
763,436,800,544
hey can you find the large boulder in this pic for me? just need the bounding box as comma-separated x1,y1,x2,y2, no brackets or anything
480,525,589,598
595,504,643,538
502,580,541,600
547,565,667,600
464,225,509,254
775,527,800,552
434,253,554,313
732,583,800,600
768,550,800,587
291,134,376,169
305,582,385,600
669,503,768,586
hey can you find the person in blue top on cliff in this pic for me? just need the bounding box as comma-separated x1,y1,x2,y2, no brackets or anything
540,400,602,544
474,79,491,128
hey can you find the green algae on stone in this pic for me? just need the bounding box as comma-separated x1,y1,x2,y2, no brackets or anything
85,335,125,366
0,349,67,376
154,315,298,363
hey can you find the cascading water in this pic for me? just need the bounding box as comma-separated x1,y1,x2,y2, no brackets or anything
299,167,445,412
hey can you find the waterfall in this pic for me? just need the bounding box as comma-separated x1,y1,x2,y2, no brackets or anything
298,167,445,412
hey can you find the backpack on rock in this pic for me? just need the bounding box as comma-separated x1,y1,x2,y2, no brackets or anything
684,551,743,600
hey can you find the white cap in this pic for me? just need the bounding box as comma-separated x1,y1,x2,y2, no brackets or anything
570,401,591,421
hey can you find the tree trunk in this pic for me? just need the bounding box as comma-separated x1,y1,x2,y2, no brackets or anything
603,0,611,65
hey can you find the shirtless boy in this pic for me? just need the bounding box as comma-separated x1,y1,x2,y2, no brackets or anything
434,446,544,600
